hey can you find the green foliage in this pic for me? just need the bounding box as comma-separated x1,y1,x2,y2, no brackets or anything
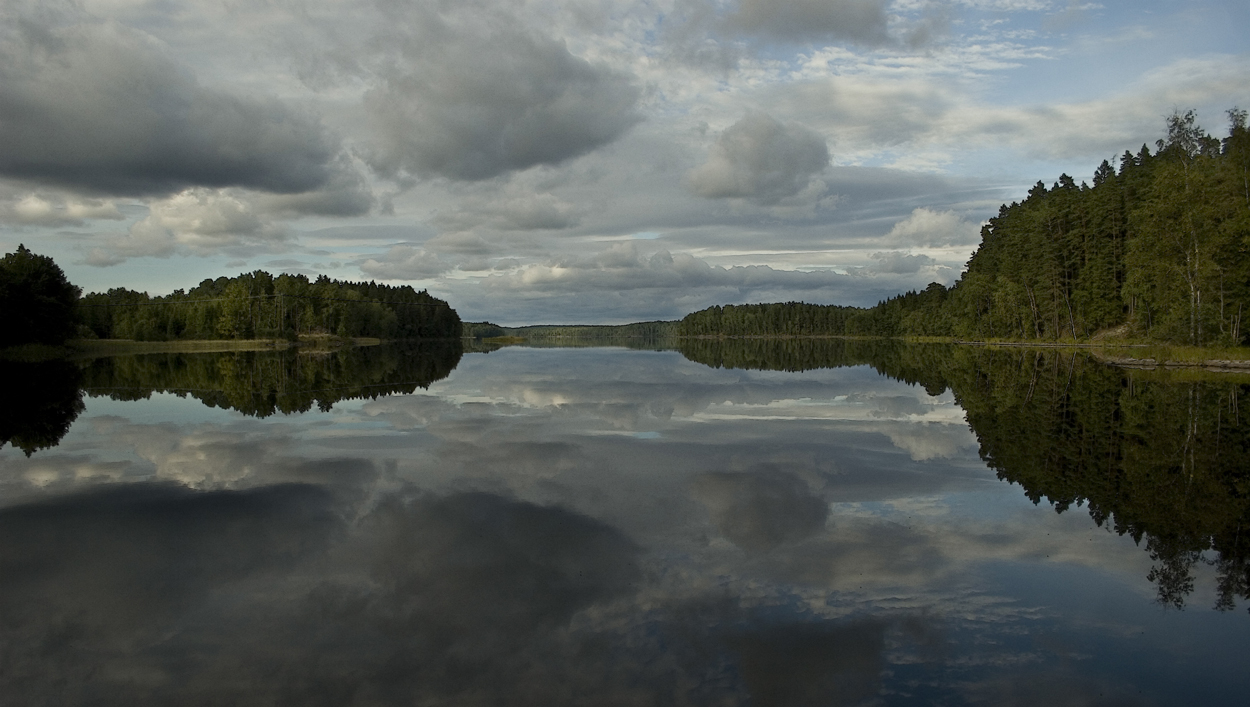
0,245,81,347
78,271,461,342
680,302,864,337
955,108,1250,344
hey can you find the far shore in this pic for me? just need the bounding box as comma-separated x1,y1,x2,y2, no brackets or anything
1,336,386,361
7,330,1250,373
67,336,385,357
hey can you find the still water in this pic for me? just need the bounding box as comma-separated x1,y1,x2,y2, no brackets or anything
2,341,1248,705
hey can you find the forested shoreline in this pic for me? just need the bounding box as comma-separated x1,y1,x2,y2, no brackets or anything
682,109,1250,346
79,271,461,342
0,249,461,350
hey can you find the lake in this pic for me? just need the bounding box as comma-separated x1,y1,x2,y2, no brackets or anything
2,341,1248,705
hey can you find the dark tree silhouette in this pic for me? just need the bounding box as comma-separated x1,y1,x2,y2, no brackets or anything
0,244,81,347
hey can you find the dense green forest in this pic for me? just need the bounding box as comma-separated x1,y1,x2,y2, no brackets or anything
682,109,1250,345
78,271,461,342
0,246,462,347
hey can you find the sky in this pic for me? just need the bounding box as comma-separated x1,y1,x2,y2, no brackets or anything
1,0,1247,325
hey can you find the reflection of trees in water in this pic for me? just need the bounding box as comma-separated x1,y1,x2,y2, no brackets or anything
1,343,462,455
79,340,463,418
676,337,952,395
0,360,84,456
678,339,1250,611
947,350,1250,612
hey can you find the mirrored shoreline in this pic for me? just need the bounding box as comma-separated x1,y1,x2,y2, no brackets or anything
2,341,1248,704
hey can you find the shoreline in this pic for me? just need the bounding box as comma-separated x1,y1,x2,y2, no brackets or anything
1,337,386,361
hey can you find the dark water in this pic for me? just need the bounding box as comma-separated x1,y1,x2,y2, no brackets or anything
2,341,1249,705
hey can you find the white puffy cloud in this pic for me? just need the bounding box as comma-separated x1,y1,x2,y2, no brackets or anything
0,192,123,226
886,208,983,247
687,113,831,204
85,188,288,265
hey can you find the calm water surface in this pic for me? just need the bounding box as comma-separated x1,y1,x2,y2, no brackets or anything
1,342,1248,705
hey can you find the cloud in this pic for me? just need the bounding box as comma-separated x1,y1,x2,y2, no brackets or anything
360,245,452,280
0,191,122,226
687,113,830,204
85,188,289,265
363,14,642,181
253,156,375,218
868,251,939,274
0,18,346,197
432,190,582,232
725,0,891,46
488,241,849,294
886,207,983,247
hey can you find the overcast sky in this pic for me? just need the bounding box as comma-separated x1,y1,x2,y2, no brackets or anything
1,0,1247,324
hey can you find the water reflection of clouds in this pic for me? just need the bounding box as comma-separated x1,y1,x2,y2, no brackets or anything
2,348,1244,703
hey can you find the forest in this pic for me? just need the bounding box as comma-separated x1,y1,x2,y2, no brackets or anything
682,109,1250,345
77,271,462,342
0,246,462,347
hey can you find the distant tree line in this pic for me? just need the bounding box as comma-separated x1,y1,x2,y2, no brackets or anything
461,321,682,351
680,302,863,337
681,109,1250,346
0,247,463,347
78,271,461,341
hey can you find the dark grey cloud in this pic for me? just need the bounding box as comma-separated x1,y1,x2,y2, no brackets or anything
364,20,641,181
725,0,892,46
0,19,343,197
687,112,830,204
255,157,375,217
